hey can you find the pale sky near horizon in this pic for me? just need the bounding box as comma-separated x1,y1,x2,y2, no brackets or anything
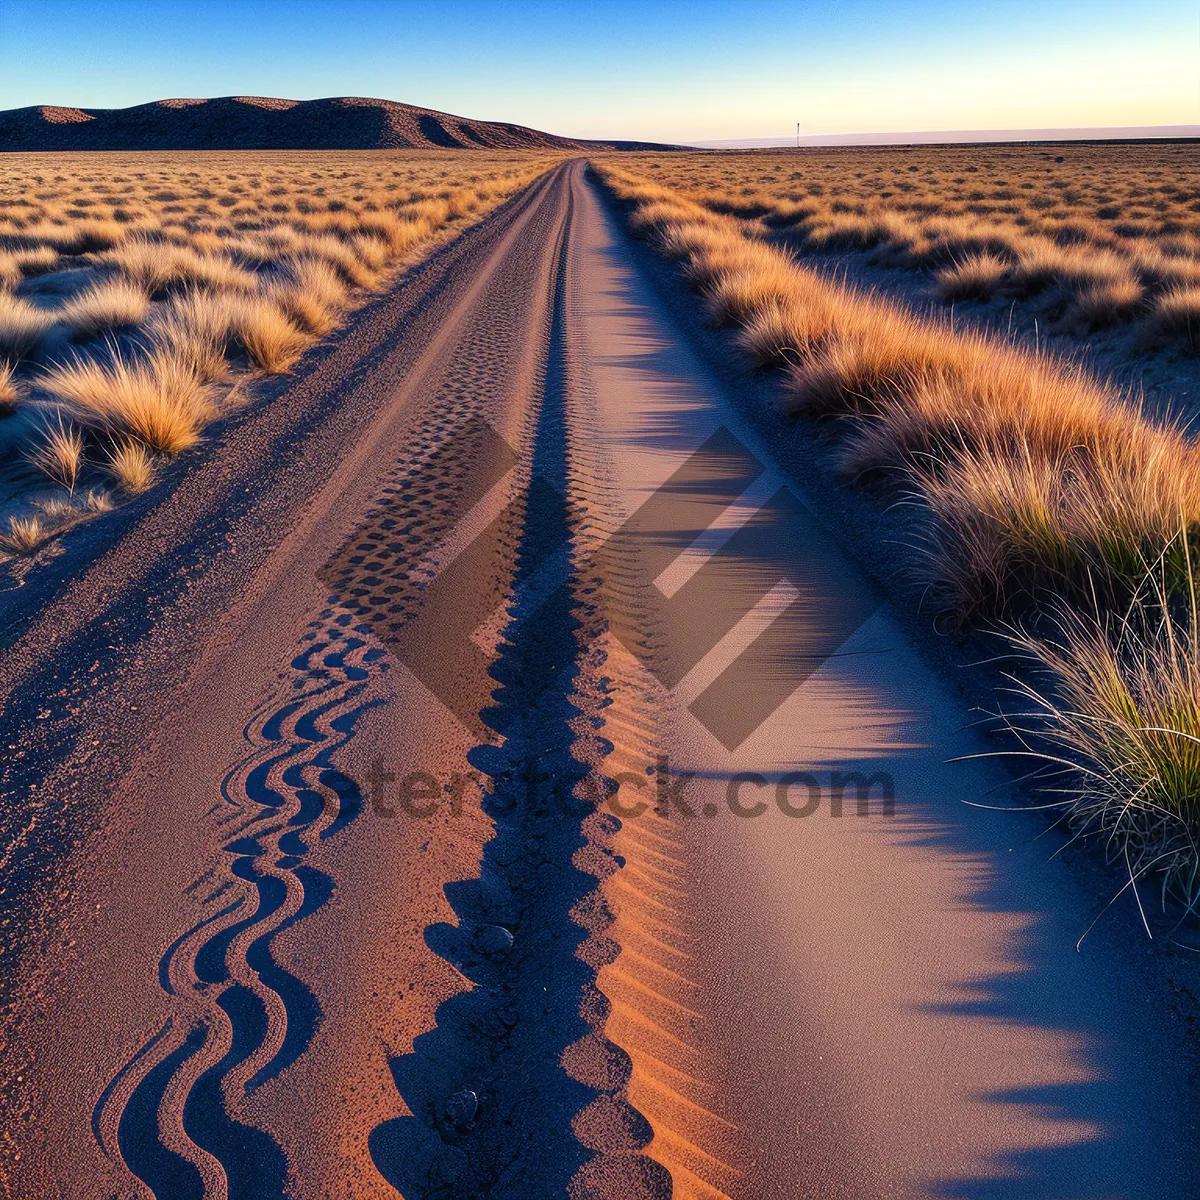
1,0,1197,142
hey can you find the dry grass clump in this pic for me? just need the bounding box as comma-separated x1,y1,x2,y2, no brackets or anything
0,514,48,555
59,279,152,338
601,143,1200,341
1135,250,1200,292
0,292,55,359
937,253,1010,301
40,352,214,455
1067,276,1145,330
1004,572,1200,908
0,490,112,558
53,220,128,254
222,295,310,373
149,291,238,383
1151,285,1200,350
835,360,1112,478
25,417,84,492
35,489,111,519
701,242,811,327
286,232,380,289
913,429,1200,619
597,160,1200,896
0,359,22,415
100,238,259,296
0,247,59,289
736,292,839,368
785,307,979,420
105,440,157,494
147,289,310,374
264,257,347,336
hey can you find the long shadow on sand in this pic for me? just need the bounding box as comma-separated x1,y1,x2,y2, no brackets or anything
579,216,1195,1200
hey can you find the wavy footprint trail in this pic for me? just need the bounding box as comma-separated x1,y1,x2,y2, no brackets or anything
97,611,384,1199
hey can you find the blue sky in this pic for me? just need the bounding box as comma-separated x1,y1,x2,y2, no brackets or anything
1,0,1197,141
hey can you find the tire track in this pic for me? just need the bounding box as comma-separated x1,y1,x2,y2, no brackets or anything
560,168,741,1200
366,175,668,1199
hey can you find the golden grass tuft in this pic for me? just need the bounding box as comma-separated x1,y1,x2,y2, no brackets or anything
41,351,213,455
1067,277,1145,329
25,417,84,492
703,258,802,326
105,439,157,494
1004,570,1200,906
58,220,127,254
785,309,982,420
936,253,1010,301
836,360,1117,478
0,292,55,359
59,278,152,338
152,290,311,374
289,233,380,289
33,495,80,522
102,238,259,296
912,430,1200,619
150,290,236,383
0,247,59,289
264,262,344,337
736,295,835,367
1152,285,1200,350
225,295,311,373
0,515,47,556
0,359,21,414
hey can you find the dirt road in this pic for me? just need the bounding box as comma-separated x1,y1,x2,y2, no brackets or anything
1,161,1194,1199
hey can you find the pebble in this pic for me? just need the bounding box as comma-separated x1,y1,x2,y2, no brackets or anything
474,924,514,956
441,1088,479,1131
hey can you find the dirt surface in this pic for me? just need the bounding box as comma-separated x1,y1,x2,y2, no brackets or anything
1,160,1196,1199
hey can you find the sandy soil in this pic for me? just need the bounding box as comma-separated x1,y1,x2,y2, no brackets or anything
0,161,1195,1199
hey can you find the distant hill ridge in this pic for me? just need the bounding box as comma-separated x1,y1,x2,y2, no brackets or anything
0,95,674,152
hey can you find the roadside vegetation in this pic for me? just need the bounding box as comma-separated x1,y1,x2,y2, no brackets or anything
593,157,1200,917
0,149,555,559
606,144,1200,344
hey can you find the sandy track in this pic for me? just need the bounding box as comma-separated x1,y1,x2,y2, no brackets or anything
0,161,1195,1199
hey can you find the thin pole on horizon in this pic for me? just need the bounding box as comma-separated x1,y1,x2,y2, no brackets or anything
796,121,800,148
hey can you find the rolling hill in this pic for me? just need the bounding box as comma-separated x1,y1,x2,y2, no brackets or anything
0,95,674,152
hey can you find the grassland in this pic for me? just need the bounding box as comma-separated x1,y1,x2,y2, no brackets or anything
605,143,1200,343
0,149,555,555
593,148,1200,915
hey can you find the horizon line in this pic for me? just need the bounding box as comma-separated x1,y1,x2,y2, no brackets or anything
686,124,1200,149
